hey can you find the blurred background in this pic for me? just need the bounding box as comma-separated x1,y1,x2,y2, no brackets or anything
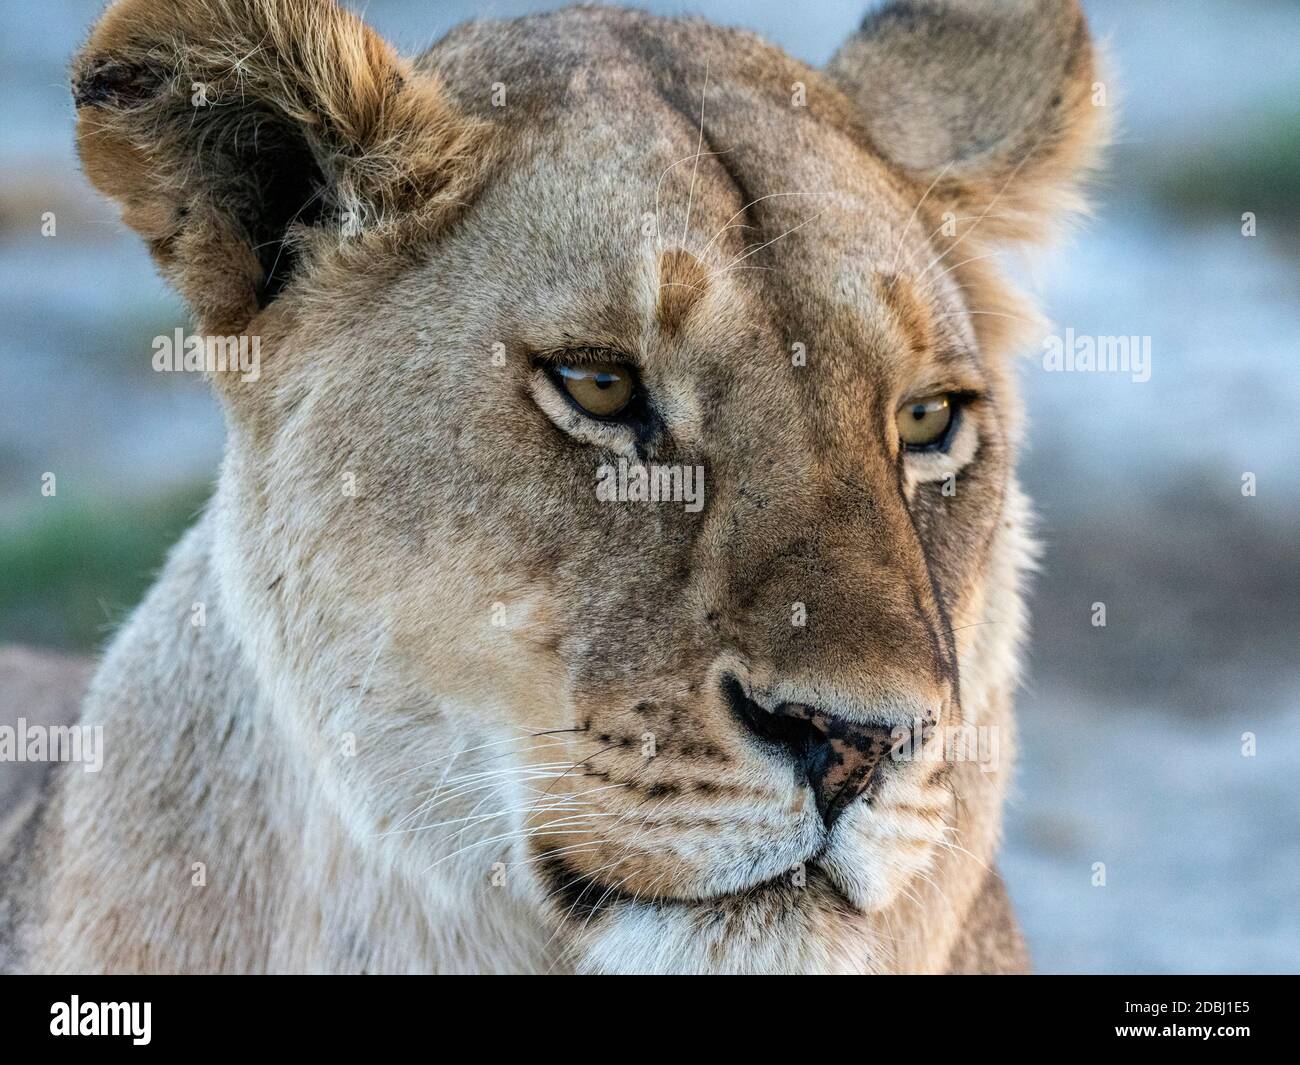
1,0,1297,972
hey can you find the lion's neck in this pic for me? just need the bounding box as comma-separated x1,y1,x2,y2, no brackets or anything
33,514,556,973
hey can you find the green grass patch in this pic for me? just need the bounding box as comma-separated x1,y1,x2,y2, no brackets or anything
0,482,212,652
1149,103,1300,229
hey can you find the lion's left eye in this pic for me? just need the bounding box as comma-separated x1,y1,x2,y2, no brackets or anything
550,360,637,419
897,393,955,450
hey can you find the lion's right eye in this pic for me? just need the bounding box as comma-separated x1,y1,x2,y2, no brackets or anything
897,393,955,451
550,360,637,419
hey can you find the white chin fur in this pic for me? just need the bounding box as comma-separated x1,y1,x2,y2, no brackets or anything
571,883,881,975
818,810,941,913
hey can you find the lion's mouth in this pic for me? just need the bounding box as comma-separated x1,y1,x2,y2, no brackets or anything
538,845,851,923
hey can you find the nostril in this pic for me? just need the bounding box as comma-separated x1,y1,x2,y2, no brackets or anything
722,675,823,756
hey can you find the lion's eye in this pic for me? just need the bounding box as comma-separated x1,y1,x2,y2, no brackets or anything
897,393,954,450
552,360,637,418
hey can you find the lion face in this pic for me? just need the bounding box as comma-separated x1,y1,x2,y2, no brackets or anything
74,1,1103,972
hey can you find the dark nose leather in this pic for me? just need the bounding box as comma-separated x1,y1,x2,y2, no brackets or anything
724,676,916,826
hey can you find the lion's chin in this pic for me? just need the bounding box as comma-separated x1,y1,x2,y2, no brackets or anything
565,871,882,975
816,806,943,913
538,799,940,973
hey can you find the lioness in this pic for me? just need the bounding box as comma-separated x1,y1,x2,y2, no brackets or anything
1,0,1104,974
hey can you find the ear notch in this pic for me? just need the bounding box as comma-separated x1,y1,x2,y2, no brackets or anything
72,0,487,333
827,0,1107,244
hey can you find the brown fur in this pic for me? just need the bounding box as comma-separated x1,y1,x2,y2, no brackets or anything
657,249,711,334
71,0,492,335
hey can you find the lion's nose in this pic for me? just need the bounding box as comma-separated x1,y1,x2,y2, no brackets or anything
723,675,918,826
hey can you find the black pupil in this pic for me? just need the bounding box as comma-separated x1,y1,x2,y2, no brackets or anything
911,405,927,420
594,373,616,391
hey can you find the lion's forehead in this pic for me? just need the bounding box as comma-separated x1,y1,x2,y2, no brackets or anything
430,115,958,399
424,6,931,283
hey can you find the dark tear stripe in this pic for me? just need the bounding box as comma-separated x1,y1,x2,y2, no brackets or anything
924,566,963,717
898,475,962,704
910,581,950,690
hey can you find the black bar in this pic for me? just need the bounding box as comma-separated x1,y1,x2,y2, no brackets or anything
0,975,1290,1051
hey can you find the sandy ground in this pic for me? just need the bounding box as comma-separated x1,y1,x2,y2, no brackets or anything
1006,687,1300,974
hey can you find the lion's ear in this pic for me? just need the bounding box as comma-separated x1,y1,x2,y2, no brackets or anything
827,0,1107,243
72,0,485,334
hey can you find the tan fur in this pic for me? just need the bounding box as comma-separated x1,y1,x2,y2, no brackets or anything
656,249,711,333
1,0,1104,974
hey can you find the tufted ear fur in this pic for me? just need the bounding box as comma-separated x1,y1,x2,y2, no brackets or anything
827,0,1107,246
71,0,488,335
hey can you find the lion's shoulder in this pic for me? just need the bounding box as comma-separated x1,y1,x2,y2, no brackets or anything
0,645,94,972
945,869,1032,974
